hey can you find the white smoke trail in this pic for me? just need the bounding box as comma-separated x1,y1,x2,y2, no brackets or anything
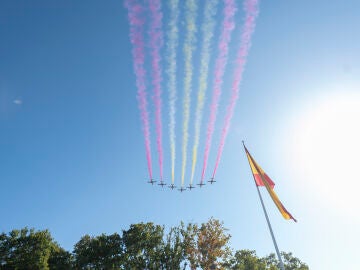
190,0,219,185
181,0,198,187
166,0,180,185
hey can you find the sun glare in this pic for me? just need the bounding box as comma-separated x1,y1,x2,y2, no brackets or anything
290,89,360,220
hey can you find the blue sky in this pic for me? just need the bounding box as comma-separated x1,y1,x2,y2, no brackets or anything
1,1,360,269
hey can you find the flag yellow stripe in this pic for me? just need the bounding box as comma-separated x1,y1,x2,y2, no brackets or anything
248,154,259,175
261,178,292,220
245,148,296,222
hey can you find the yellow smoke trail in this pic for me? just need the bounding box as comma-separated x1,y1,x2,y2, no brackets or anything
190,0,219,185
166,0,179,184
181,0,197,187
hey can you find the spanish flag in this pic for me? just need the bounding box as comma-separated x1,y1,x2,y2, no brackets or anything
244,145,297,222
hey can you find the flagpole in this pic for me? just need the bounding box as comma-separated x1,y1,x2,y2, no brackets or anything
242,141,285,270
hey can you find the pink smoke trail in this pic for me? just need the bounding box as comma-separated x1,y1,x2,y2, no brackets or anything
212,0,259,178
201,0,236,182
148,0,164,181
125,0,153,179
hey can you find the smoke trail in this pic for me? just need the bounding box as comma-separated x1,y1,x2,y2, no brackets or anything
212,0,259,177
125,0,153,179
200,0,236,182
148,0,164,181
190,0,219,185
181,0,198,187
166,0,180,184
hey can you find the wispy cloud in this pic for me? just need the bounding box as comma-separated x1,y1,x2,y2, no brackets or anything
13,99,23,105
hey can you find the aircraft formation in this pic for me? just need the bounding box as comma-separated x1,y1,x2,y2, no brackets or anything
125,0,259,189
147,177,216,192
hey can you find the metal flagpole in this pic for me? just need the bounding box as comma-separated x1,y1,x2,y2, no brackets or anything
242,141,285,270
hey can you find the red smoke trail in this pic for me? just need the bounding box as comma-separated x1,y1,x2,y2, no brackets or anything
212,0,259,178
149,0,164,181
125,0,153,179
201,0,236,182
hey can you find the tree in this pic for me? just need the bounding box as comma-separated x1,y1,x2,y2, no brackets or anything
0,221,309,270
281,252,309,270
159,225,186,270
0,228,53,270
228,250,267,270
48,243,73,270
73,233,122,269
182,222,199,270
121,222,164,270
229,250,309,270
183,218,232,269
0,232,8,268
262,253,278,270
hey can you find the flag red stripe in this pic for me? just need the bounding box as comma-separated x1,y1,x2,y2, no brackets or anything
254,173,275,189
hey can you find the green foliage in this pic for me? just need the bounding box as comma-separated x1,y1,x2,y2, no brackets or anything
121,222,164,269
48,244,73,270
281,252,309,270
229,250,266,270
183,218,231,269
160,225,186,270
0,220,309,270
229,250,309,270
182,222,199,269
73,233,122,269
0,228,54,270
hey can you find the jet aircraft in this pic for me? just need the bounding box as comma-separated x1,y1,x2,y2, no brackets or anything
158,181,166,187
197,182,206,188
178,187,187,192
168,184,176,190
148,179,157,185
187,184,195,190
208,177,216,184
